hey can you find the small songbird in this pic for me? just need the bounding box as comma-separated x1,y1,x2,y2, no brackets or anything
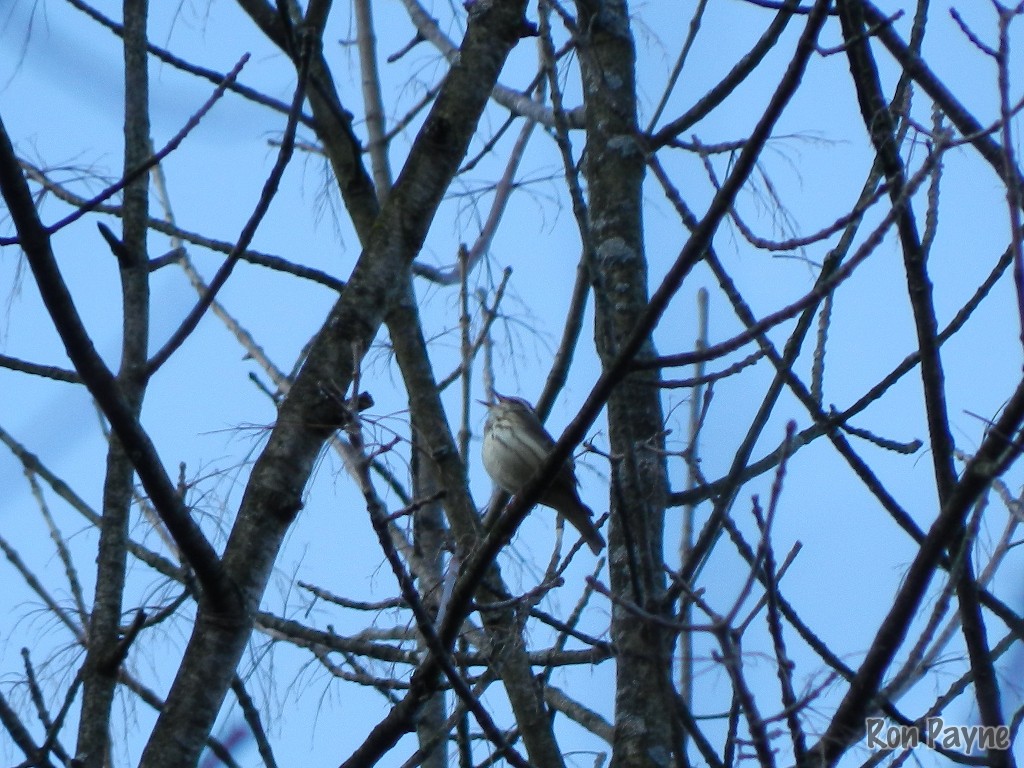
481,392,605,554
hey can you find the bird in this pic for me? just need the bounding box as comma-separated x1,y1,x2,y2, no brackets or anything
480,392,605,554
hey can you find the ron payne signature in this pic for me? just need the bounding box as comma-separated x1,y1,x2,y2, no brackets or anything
865,717,1012,756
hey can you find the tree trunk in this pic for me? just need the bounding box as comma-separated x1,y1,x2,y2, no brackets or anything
75,0,151,763
574,1,676,766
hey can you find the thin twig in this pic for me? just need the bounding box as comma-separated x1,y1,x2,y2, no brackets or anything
146,43,311,375
0,56,249,245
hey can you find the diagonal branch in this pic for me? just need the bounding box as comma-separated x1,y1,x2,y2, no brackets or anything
809,372,1024,763
137,1,537,765
839,0,957,504
0,115,234,613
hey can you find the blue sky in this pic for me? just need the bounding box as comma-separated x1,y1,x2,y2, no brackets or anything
1,0,1023,765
